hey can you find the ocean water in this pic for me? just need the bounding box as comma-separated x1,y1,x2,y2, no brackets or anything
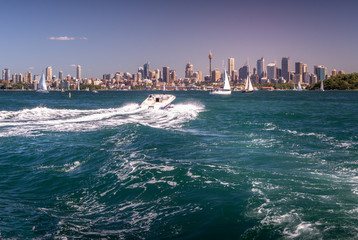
0,90,357,239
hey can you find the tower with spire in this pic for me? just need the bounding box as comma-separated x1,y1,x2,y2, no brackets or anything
209,51,213,81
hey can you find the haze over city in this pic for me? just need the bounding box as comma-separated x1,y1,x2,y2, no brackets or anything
1,0,357,78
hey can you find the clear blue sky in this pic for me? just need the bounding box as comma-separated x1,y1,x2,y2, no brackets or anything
1,0,357,78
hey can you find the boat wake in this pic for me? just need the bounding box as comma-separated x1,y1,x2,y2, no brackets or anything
0,102,205,137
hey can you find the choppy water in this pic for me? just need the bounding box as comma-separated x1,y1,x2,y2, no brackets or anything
0,90,357,239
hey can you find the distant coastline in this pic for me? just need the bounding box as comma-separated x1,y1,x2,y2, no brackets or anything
1,73,357,91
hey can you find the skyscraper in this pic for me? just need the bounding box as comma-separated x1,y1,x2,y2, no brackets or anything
239,63,250,80
25,72,33,83
3,68,10,81
170,70,176,83
314,65,326,82
138,67,144,80
185,62,194,78
143,62,149,79
46,66,52,81
76,65,81,80
228,58,235,79
163,67,170,83
257,57,264,77
211,70,221,82
59,71,63,80
281,57,290,81
295,62,303,76
267,63,277,80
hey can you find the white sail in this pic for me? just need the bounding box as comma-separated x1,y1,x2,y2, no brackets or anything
247,77,253,91
223,70,231,91
243,76,253,92
244,77,248,90
297,81,302,91
320,80,324,91
37,73,47,91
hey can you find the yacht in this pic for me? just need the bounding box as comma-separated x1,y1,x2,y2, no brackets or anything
242,76,254,93
141,94,176,110
36,73,49,93
210,70,231,95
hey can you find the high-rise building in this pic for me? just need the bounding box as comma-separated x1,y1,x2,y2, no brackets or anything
239,64,250,80
267,63,277,80
232,70,238,82
25,72,33,83
303,64,307,74
185,62,194,78
211,70,221,82
76,65,81,80
3,68,10,81
197,71,203,82
170,70,176,83
46,66,52,81
228,58,235,79
163,67,170,83
155,69,161,80
314,65,326,82
281,57,290,82
294,73,302,84
295,62,303,75
59,71,63,80
143,62,149,79
257,57,264,77
138,67,144,80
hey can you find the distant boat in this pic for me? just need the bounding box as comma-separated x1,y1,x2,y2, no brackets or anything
210,70,231,95
92,90,98,93
297,81,302,91
320,80,325,91
242,76,254,93
36,73,49,93
141,94,176,110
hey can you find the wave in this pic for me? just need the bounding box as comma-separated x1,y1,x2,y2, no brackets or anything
0,102,205,137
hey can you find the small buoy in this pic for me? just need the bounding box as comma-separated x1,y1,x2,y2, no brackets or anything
69,92,71,98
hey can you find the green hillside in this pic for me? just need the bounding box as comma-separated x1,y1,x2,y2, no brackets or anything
309,73,358,90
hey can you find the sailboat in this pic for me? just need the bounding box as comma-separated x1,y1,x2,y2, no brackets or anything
242,76,254,93
36,73,49,93
210,70,231,95
297,81,302,91
320,80,325,91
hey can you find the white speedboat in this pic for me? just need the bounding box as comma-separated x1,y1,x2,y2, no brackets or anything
210,70,231,95
141,94,176,110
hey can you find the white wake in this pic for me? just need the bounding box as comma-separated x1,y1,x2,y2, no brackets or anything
0,102,205,137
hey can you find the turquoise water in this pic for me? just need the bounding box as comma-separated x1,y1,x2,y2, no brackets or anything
0,91,357,239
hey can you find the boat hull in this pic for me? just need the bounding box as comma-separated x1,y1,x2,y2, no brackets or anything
209,90,231,95
141,94,176,110
36,90,49,93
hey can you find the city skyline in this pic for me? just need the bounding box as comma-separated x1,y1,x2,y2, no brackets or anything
1,0,357,78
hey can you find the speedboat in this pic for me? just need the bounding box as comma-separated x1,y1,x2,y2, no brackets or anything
141,94,176,110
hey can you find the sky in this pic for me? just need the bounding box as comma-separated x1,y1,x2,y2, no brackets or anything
1,0,357,78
